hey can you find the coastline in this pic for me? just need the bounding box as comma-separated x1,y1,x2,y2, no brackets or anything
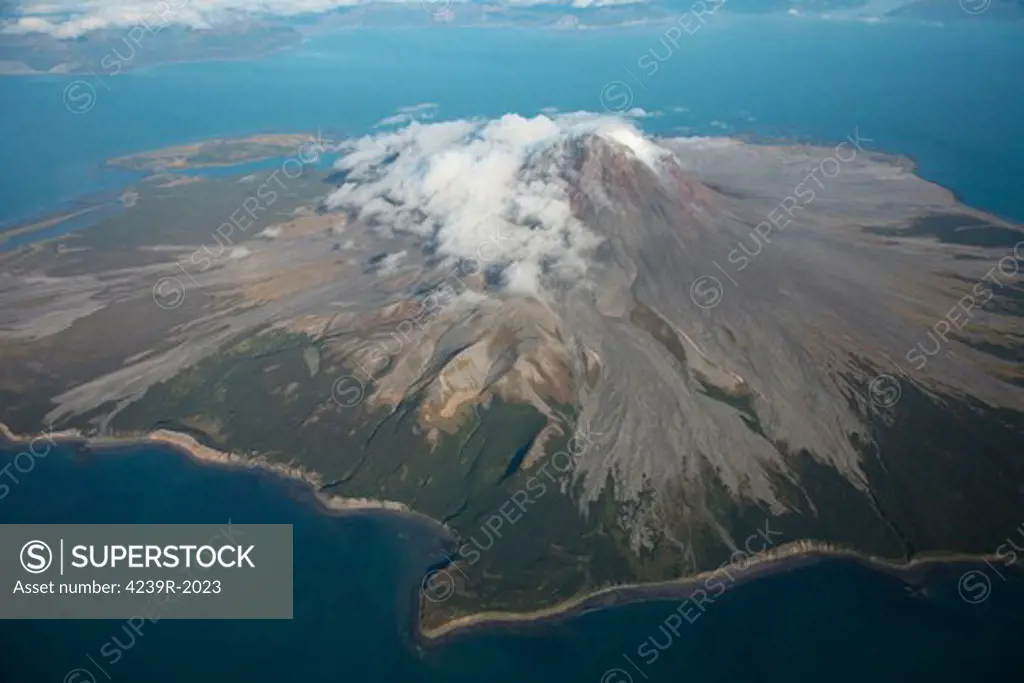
414,543,1013,647
2,127,1020,247
0,421,412,517
0,129,332,242
105,132,326,173
0,43,302,78
0,204,107,248
2,421,1016,648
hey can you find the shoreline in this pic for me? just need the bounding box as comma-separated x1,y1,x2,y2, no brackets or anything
2,127,1021,243
0,422,414,517
0,130,328,244
2,422,1016,648
105,132,328,173
414,543,1012,647
0,205,106,247
0,43,302,78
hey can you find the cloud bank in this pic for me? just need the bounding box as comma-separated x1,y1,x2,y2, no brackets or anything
2,0,650,38
3,0,368,38
325,112,673,294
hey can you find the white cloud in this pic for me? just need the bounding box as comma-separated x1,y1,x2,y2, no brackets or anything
2,0,651,38
375,250,407,274
397,102,439,114
325,112,672,294
375,113,414,128
374,102,439,128
501,0,646,5
622,107,662,119
1,0,410,37
567,0,647,6
257,226,282,238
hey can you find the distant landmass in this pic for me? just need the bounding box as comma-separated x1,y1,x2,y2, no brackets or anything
0,22,301,75
2,1,1023,75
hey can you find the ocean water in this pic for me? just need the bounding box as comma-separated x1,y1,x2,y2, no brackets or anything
3,16,1024,682
2,17,1024,231
1,443,1022,682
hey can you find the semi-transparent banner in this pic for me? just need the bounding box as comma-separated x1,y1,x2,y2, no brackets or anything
2,524,292,619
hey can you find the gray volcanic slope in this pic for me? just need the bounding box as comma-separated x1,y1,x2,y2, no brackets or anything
322,114,1023,554
2,114,1021,564
560,133,1022,551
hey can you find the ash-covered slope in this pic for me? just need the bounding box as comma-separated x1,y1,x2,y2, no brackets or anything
2,114,1021,617
323,113,1024,557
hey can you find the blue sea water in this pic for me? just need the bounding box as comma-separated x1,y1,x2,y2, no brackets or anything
1,443,1023,682
2,17,1024,231
3,17,1024,682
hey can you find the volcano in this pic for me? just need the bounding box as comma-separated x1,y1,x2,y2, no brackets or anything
2,114,1022,626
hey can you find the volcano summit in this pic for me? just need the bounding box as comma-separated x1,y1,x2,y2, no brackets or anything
1,114,1022,626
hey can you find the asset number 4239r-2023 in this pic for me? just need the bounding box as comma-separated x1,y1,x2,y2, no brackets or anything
124,579,222,594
